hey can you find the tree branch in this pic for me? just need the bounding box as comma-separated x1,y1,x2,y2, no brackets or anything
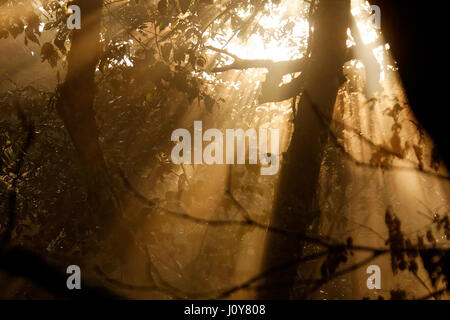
259,74,305,103
206,46,307,103
207,46,305,74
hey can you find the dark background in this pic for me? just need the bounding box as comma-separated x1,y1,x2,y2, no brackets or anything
372,0,449,167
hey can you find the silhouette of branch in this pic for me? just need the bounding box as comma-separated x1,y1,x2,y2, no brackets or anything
117,167,450,299
303,91,450,181
119,168,448,251
207,45,306,102
208,46,305,74
416,288,447,300
214,250,328,299
317,172,386,242
332,116,449,180
224,253,382,299
118,168,357,250
413,273,437,300
93,265,183,299
225,165,252,222
304,252,383,298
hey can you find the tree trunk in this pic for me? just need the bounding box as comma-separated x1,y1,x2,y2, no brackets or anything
259,0,350,299
56,0,119,227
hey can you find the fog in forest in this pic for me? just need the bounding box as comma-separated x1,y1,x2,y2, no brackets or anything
0,0,449,300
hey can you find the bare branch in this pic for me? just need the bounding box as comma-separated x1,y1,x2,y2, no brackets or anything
207,46,305,74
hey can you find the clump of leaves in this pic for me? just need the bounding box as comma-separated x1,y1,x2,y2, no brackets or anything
418,236,450,291
434,213,450,241
320,239,353,280
385,208,450,294
40,42,59,67
385,209,408,273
